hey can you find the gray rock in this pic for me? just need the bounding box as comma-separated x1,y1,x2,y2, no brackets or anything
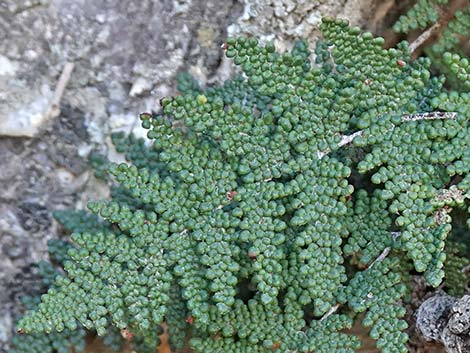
416,294,470,353
0,80,53,137
0,55,18,76
448,295,470,335
229,0,379,53
417,294,457,342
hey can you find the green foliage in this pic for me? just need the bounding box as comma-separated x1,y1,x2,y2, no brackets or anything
444,242,470,296
11,324,87,353
53,210,109,235
344,190,394,266
443,205,470,296
166,285,190,351
394,2,470,90
339,258,408,353
442,53,470,90
11,241,88,353
17,17,470,353
177,72,202,96
11,215,128,353
393,0,447,33
89,151,110,181
430,8,470,55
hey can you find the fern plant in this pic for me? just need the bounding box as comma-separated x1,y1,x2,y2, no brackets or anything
11,239,88,353
394,0,470,296
11,227,127,353
16,17,470,353
394,0,470,90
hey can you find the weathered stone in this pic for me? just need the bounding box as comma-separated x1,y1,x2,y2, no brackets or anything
417,294,470,353
229,0,378,51
448,295,470,335
417,294,457,342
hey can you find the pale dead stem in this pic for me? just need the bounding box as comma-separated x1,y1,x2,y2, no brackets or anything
317,112,456,160
408,0,467,56
319,241,395,321
316,114,460,322
409,22,442,55
319,185,465,321
319,304,340,322
337,130,364,147
45,62,75,121
402,112,457,121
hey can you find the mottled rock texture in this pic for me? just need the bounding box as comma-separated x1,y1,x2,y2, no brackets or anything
417,294,470,353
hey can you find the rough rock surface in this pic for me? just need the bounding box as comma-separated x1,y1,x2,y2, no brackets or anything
229,0,420,59
228,0,379,52
417,294,457,342
0,0,390,350
417,294,470,353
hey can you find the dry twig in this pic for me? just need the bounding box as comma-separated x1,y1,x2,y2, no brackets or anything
409,22,442,55
44,62,75,120
402,112,457,121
